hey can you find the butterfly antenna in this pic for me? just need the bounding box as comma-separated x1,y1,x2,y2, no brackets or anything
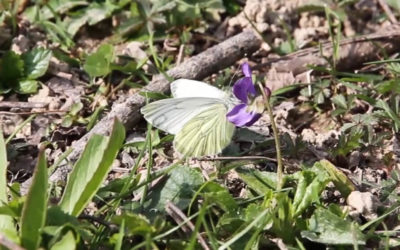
228,63,242,87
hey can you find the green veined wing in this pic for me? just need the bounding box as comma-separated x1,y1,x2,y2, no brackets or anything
174,103,235,157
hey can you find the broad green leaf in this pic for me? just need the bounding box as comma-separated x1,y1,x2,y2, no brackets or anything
65,15,89,37
22,48,52,79
317,160,355,197
23,0,88,21
332,94,347,109
83,44,114,78
64,1,119,37
0,130,15,235
236,167,277,194
50,230,76,250
0,51,24,87
301,207,366,245
20,150,48,250
59,118,125,216
15,80,39,94
142,165,203,213
86,1,119,25
201,182,238,212
46,206,80,228
293,169,330,216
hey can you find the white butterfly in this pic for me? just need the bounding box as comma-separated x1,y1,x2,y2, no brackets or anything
140,79,237,157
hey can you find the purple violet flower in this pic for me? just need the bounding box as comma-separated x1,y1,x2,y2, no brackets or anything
227,63,262,127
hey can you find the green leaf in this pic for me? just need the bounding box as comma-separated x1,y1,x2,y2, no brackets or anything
50,230,76,250
15,80,39,94
201,182,238,212
317,160,355,197
0,51,24,87
64,1,119,37
293,168,330,216
112,213,153,236
139,91,169,100
22,48,52,79
334,131,363,157
86,1,119,25
38,20,75,48
83,44,114,78
375,79,400,94
46,206,79,227
113,218,124,250
0,130,16,234
376,99,400,132
24,0,88,21
20,150,48,250
59,118,125,216
69,102,83,116
332,94,348,109
236,167,277,194
142,165,203,213
301,207,366,245
65,15,89,37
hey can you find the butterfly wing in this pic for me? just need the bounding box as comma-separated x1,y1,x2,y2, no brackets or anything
174,103,235,156
141,97,226,134
171,79,228,99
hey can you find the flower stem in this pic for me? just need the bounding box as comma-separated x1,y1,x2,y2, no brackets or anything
258,83,283,191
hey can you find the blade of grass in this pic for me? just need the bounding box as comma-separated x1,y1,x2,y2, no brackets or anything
360,203,400,231
20,149,48,250
140,123,153,206
5,115,36,144
0,129,15,233
48,147,73,175
114,219,124,250
59,118,125,216
186,201,210,250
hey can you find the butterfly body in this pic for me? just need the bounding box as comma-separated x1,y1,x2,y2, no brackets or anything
141,79,236,157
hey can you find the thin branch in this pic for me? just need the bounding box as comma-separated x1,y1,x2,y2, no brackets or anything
166,201,210,250
378,0,398,24
193,155,277,162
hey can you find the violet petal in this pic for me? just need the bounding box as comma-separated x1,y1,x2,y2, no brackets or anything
232,77,256,103
244,113,261,126
227,103,261,127
242,63,251,77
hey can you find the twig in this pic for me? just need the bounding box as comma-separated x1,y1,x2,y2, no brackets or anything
79,215,118,231
0,110,67,115
254,24,400,74
193,155,277,162
377,0,398,24
0,101,48,109
165,201,210,250
0,233,25,250
177,44,184,65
